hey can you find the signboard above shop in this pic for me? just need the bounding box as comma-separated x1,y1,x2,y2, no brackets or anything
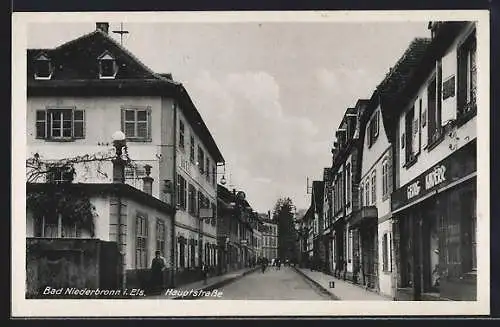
391,140,476,212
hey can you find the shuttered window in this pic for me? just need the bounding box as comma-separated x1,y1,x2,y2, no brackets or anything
121,107,152,141
457,29,477,118
135,213,148,269
35,108,85,140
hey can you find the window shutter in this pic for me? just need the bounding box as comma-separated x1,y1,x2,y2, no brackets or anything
412,117,420,155
73,109,85,139
120,108,125,135
457,45,468,116
35,110,47,139
147,107,152,141
388,154,393,194
366,123,370,147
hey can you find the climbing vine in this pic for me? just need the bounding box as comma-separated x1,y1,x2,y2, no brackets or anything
26,185,98,237
26,147,135,237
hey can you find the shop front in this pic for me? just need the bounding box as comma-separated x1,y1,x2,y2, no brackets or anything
321,231,333,274
392,140,477,301
350,206,378,288
332,218,346,278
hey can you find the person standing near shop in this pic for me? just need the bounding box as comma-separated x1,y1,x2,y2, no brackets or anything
201,262,209,285
150,250,166,295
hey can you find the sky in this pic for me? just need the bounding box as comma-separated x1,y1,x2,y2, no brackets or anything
27,21,431,213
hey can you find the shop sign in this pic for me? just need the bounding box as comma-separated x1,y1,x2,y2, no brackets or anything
391,140,476,211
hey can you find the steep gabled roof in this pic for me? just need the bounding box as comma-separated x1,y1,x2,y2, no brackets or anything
27,30,160,81
374,37,432,142
27,28,224,162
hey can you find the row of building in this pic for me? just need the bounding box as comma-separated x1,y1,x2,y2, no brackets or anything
25,22,278,296
297,21,477,301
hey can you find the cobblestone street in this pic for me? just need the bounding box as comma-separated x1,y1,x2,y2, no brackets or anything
205,266,333,300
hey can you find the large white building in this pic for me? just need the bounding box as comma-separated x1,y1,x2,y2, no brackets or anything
26,22,224,287
261,216,278,260
390,22,477,301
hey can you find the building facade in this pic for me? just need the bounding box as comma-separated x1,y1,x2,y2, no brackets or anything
26,22,224,287
216,185,258,272
390,22,477,301
261,217,278,261
329,101,368,281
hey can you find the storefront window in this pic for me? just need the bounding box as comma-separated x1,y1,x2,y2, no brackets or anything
442,192,462,281
471,199,477,271
422,208,440,294
400,217,413,287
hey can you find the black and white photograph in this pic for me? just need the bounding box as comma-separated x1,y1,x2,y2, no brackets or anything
12,10,489,317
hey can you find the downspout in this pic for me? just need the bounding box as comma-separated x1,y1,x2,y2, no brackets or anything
171,100,178,287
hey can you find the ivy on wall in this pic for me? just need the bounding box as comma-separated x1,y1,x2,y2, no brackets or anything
26,185,98,237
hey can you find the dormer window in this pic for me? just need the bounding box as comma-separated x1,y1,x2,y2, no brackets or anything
34,54,53,80
98,51,118,79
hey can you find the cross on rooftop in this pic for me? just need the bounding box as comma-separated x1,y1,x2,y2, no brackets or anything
112,23,129,46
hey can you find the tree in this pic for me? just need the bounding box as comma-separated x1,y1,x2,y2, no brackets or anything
272,197,298,262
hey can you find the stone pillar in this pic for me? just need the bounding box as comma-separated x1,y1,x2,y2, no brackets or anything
142,164,153,195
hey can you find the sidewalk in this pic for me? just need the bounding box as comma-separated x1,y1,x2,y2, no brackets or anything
293,267,392,301
146,266,259,299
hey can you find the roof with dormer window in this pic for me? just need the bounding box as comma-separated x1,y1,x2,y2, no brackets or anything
27,28,224,163
376,22,467,143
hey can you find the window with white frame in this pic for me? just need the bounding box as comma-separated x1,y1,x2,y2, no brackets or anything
367,110,380,148
427,69,443,146
122,107,151,141
34,213,82,238
176,174,187,210
156,218,166,257
365,179,370,206
188,183,197,216
405,106,417,163
360,183,364,207
36,107,85,140
46,165,75,184
382,158,390,197
457,29,477,117
190,135,195,162
346,163,351,206
198,146,205,174
34,53,53,80
98,51,118,79
206,158,210,181
371,171,376,204
179,120,185,149
135,213,148,269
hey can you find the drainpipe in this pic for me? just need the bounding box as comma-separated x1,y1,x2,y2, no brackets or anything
171,100,178,287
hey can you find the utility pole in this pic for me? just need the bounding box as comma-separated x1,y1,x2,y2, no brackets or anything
112,22,129,46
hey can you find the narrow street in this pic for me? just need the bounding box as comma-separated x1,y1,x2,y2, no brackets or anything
205,266,333,300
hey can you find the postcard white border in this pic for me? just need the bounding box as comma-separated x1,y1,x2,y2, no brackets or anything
12,10,490,317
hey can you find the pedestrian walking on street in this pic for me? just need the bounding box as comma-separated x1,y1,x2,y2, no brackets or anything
150,250,166,295
201,262,209,285
276,258,281,270
261,257,267,273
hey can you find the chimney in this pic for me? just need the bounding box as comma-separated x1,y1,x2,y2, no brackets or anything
142,164,153,195
96,22,109,34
